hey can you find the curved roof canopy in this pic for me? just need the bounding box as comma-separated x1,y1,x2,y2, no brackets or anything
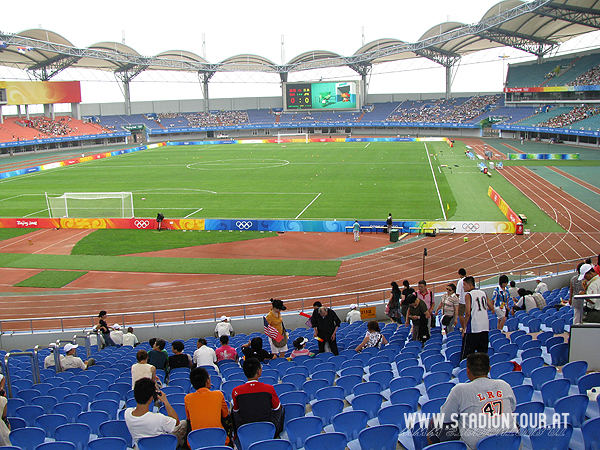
1,0,600,78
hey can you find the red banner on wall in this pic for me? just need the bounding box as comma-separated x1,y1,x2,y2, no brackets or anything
487,186,519,223
1,81,82,105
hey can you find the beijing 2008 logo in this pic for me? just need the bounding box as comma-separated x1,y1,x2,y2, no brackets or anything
134,220,150,229
235,221,253,230
462,223,480,232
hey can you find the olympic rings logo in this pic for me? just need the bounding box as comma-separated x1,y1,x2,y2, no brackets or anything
235,221,253,230
134,220,150,229
462,223,480,232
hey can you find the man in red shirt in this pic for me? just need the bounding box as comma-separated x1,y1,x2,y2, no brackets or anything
215,335,238,363
231,358,284,437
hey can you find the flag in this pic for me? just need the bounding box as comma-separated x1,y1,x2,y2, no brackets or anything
263,316,283,342
17,47,26,54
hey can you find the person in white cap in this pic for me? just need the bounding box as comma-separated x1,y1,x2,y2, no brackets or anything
534,277,549,294
580,263,600,323
290,337,313,359
346,304,362,324
110,323,124,346
214,316,234,338
44,343,65,369
61,343,95,370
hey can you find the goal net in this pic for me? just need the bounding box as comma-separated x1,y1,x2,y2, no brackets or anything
276,132,309,143
45,192,134,218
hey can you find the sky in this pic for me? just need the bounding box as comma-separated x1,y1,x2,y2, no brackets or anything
2,0,600,106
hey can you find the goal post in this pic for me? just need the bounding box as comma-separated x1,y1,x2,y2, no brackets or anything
45,192,134,218
276,132,309,143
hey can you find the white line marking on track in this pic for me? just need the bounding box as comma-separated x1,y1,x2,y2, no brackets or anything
33,230,90,254
365,143,370,148
24,209,49,217
424,143,447,221
295,193,322,219
183,208,203,218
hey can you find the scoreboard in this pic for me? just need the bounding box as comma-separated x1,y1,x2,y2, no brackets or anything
284,81,359,111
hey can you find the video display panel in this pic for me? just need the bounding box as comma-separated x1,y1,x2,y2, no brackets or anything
284,81,359,111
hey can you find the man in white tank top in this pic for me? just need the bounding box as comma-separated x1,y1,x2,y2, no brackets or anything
461,276,494,360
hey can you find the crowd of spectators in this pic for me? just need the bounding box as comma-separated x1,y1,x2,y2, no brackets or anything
29,116,74,137
536,105,600,128
567,65,600,86
156,111,249,127
388,95,501,124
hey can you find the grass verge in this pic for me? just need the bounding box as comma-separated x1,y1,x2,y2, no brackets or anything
72,229,277,256
0,254,341,277
15,270,88,288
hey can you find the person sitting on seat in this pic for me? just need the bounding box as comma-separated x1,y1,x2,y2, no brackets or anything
148,338,169,372
61,344,95,370
216,335,238,363
169,341,192,370
346,304,362,324
125,377,187,448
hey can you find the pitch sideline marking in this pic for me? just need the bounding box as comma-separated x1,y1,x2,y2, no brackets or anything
424,143,447,221
183,208,203,219
295,193,322,219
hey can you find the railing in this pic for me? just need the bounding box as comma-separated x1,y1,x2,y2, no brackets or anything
4,351,40,398
0,256,591,334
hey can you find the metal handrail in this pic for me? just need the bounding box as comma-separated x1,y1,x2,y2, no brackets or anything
4,351,39,398
0,256,591,333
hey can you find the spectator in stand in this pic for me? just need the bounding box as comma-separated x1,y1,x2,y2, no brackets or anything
122,327,139,347
346,304,362,324
0,390,9,445
534,277,549,294
192,338,217,370
125,377,188,448
97,310,116,347
132,349,157,389
290,337,313,359
313,306,341,355
214,316,234,338
492,275,511,331
148,338,169,372
44,343,64,369
435,283,459,335
110,324,124,346
355,321,388,352
169,341,192,370
215,335,238,363
417,280,435,329
185,367,231,445
581,263,600,323
61,343,95,370
461,276,494,360
401,280,415,324
404,293,430,343
595,254,600,276
241,337,276,362
515,289,536,312
429,353,517,450
457,269,467,330
387,281,403,327
508,281,519,302
570,263,585,325
231,358,284,437
266,299,288,358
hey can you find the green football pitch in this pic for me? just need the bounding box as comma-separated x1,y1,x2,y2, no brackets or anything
0,140,564,230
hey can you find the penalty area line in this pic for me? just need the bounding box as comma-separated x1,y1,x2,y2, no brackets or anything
183,208,203,218
295,193,321,219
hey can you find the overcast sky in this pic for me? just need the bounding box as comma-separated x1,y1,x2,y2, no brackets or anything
2,0,600,105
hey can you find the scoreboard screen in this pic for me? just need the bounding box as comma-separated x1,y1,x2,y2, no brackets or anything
284,81,359,111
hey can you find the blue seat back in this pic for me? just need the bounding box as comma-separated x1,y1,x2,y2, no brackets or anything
358,424,400,450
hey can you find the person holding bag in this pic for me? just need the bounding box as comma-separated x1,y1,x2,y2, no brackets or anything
266,299,288,357
435,283,459,335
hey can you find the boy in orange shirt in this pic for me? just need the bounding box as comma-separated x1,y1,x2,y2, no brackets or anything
185,367,230,444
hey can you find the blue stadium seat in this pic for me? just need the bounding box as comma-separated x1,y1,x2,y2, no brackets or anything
350,393,384,419
521,357,544,378
513,385,534,405
581,416,600,450
335,375,362,396
53,402,83,423
499,371,525,388
424,372,451,390
9,426,45,450
358,424,400,450
310,398,344,426
390,376,417,392
390,387,420,411
554,394,589,427
87,437,127,450
248,439,293,450
549,343,569,366
284,416,322,450
138,434,178,450
530,424,573,450
428,382,455,400
36,413,68,439
14,405,45,427
55,423,92,450
187,427,227,450
476,433,521,450
540,378,571,407
98,420,133,448
562,360,588,385
530,366,557,390
331,409,368,441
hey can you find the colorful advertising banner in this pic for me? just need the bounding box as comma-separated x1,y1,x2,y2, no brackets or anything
504,85,600,93
488,186,519,225
0,81,82,105
508,153,579,160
